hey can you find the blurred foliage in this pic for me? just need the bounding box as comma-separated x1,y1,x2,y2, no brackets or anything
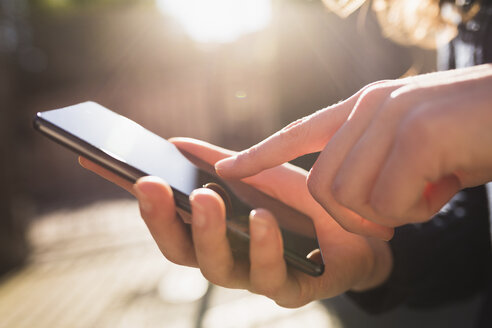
29,0,152,10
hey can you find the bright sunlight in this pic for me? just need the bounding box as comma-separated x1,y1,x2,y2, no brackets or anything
156,0,272,43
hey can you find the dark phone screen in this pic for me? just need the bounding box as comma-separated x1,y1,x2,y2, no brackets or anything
35,102,324,275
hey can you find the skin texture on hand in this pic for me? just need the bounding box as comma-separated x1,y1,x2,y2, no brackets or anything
215,64,492,239
79,138,392,308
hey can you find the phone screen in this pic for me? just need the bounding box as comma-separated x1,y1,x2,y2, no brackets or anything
34,102,324,276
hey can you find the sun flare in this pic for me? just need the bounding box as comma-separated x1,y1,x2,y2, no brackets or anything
156,0,272,43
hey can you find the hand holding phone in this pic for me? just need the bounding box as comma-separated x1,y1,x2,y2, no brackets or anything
34,102,324,276
34,102,393,307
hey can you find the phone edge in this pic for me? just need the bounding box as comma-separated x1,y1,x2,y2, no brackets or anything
33,113,324,277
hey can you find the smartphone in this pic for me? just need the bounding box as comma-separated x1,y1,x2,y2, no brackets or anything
33,102,324,276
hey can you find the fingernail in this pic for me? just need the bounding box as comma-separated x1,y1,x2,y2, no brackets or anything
134,183,153,213
250,209,269,240
215,157,236,173
190,191,206,228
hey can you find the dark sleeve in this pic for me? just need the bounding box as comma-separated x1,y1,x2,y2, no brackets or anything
346,185,492,314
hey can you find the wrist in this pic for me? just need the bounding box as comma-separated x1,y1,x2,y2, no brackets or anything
351,238,393,292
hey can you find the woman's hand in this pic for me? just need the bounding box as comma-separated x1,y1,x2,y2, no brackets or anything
215,64,492,240
79,138,392,307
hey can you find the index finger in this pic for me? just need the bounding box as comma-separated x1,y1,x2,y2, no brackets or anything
215,82,386,179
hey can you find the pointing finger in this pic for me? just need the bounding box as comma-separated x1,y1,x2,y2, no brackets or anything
214,86,374,179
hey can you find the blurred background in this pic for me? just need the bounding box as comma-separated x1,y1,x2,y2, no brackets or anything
0,0,480,327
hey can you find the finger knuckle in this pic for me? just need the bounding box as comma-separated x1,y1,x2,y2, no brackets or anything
331,177,350,207
398,109,435,153
199,262,234,287
163,251,191,266
333,216,357,234
250,283,282,300
370,192,408,226
237,146,258,163
358,80,389,96
200,269,224,286
370,192,396,220
307,170,324,202
357,83,393,109
276,284,312,308
275,298,309,309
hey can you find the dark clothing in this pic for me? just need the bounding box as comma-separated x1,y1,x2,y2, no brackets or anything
347,187,491,311
438,3,492,70
347,3,492,327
